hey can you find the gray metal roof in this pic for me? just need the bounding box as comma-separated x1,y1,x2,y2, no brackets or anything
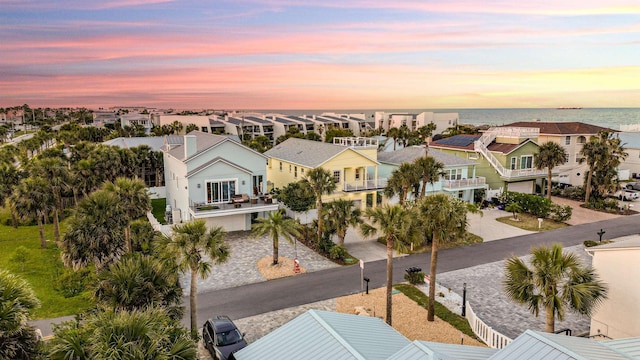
488,330,632,360
166,131,231,160
388,340,497,360
377,146,477,167
603,337,640,358
233,310,410,360
287,115,314,124
102,136,167,151
264,137,350,167
244,116,271,124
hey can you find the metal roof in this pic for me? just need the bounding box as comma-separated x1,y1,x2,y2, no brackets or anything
244,116,272,124
103,136,167,151
603,337,640,358
377,146,477,167
274,117,295,124
286,115,314,124
488,330,632,360
388,340,497,360
233,310,410,360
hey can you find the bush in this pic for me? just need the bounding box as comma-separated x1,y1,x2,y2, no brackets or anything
56,268,93,298
499,191,551,218
549,204,572,222
329,245,347,260
404,271,425,285
583,240,599,247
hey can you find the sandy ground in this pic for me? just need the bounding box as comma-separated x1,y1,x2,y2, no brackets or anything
256,256,485,347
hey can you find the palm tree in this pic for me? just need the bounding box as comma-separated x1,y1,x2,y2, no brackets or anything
503,243,607,333
60,190,128,270
418,194,471,321
413,156,445,198
102,177,151,252
386,127,400,151
303,168,337,244
0,269,41,360
385,162,420,204
11,176,53,248
323,199,361,246
580,131,627,203
165,220,230,335
94,253,183,318
0,163,21,227
535,142,568,200
360,204,416,325
251,210,300,265
28,157,70,243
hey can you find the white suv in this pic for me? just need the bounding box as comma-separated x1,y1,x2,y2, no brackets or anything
613,189,639,201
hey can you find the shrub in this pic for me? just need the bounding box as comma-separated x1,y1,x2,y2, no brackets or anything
404,271,425,285
10,246,29,272
584,240,599,247
329,245,347,260
549,204,572,222
499,191,551,218
56,268,93,298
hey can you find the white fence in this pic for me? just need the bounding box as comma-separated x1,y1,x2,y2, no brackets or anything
465,301,512,349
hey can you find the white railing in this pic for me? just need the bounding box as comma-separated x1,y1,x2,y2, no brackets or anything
490,126,539,138
465,302,512,349
442,177,486,189
474,139,507,176
343,178,388,192
146,211,162,232
474,128,548,179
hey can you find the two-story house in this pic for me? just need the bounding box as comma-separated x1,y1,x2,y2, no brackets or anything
264,137,386,210
162,131,278,231
429,127,547,195
377,146,486,203
503,122,617,186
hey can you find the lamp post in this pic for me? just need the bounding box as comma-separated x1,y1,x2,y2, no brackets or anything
461,283,467,317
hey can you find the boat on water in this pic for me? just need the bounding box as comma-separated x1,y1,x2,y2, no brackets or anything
557,107,582,110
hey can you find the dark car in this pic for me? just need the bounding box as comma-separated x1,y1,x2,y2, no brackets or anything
203,316,247,360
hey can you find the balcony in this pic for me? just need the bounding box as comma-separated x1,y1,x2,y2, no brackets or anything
442,177,487,190
343,178,388,192
188,197,279,218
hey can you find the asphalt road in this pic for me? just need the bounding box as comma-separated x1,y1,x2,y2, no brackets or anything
193,214,640,321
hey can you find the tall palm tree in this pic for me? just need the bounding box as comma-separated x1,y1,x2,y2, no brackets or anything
360,204,416,325
11,176,53,248
94,253,183,319
102,177,151,252
323,199,361,246
413,156,445,198
28,157,70,243
251,210,300,265
386,127,400,151
165,220,230,335
580,131,627,203
0,163,21,227
303,168,337,244
0,269,41,360
385,162,420,204
535,142,568,200
60,190,128,270
418,194,471,321
503,243,607,333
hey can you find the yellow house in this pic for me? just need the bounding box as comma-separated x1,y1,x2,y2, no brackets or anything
264,137,386,210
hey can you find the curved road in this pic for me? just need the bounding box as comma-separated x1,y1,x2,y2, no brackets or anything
195,214,640,321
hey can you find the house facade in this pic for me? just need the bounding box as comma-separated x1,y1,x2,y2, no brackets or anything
374,111,459,135
264,137,386,210
429,127,547,195
377,146,486,203
163,131,278,231
587,236,640,339
503,122,617,186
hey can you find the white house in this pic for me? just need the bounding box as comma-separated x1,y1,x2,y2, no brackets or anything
162,131,278,231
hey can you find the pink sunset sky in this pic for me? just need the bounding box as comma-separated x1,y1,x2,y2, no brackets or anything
1,0,639,109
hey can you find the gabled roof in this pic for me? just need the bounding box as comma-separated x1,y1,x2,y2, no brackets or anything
488,330,631,360
378,146,477,167
388,340,497,360
165,131,263,161
233,310,410,360
502,122,616,135
187,157,253,178
265,137,377,168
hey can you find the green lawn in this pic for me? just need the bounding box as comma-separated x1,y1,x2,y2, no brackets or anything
151,198,167,224
496,213,569,231
0,208,94,319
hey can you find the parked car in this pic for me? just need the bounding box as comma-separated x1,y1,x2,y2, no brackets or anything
203,316,247,360
612,189,639,201
626,182,640,191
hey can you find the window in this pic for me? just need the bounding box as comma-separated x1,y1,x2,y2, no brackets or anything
565,136,571,145
201,127,208,133
279,162,282,171
301,168,305,174
294,166,298,178
520,155,533,169
577,136,586,144
206,180,236,203
333,170,341,183
355,168,361,180
510,157,517,170
445,168,462,180
289,164,292,173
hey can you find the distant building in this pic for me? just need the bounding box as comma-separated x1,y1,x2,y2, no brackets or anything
374,111,459,135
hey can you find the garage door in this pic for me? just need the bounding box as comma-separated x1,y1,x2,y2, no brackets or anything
507,181,534,194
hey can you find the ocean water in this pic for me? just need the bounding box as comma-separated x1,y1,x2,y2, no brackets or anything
262,108,640,131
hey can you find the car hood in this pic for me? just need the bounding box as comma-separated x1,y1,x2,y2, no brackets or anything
219,340,248,360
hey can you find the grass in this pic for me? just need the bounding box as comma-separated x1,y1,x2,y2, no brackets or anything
394,283,480,341
0,207,94,319
151,198,167,225
496,213,569,231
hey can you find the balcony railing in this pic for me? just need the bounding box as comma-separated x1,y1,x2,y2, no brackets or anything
442,177,487,190
189,197,278,214
343,178,387,192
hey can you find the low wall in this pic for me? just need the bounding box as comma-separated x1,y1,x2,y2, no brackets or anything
465,301,512,349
